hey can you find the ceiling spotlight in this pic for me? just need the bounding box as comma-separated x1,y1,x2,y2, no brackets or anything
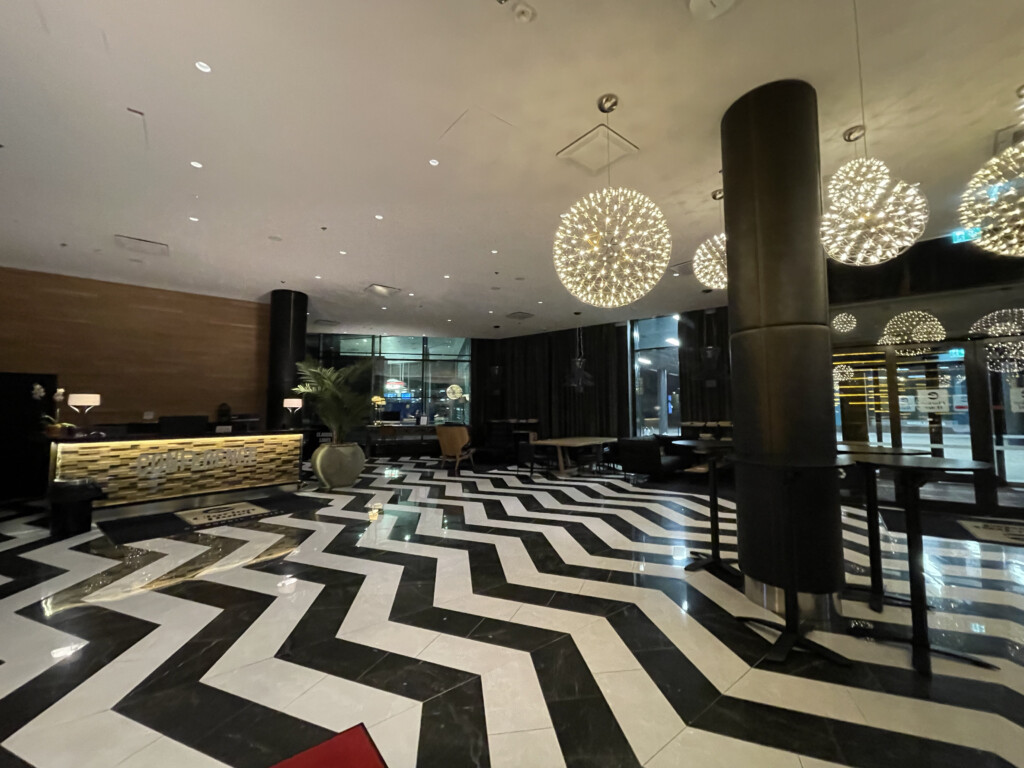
408,292,414,296
538,301,543,304
339,250,347,255
672,271,680,277
315,275,322,279
710,189,724,201
491,249,498,254
444,274,451,279
188,216,199,222
374,214,384,220
190,161,203,168
381,306,387,310
429,159,439,166
488,310,494,314
195,61,212,73
447,319,452,322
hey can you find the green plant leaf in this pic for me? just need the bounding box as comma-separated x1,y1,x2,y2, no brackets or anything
294,358,373,443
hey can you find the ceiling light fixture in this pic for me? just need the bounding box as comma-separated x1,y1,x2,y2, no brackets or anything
339,250,347,255
444,274,450,279
833,363,855,383
959,143,1024,257
488,310,494,314
195,61,212,73
188,216,199,222
970,309,1024,372
538,301,543,304
374,214,384,220
408,292,414,296
878,310,945,355
832,312,857,333
693,233,728,289
381,306,387,310
315,275,322,279
553,95,671,308
190,161,203,168
491,249,498,254
821,158,928,265
429,159,439,166
821,2,928,265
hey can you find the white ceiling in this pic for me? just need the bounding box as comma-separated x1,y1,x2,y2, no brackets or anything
1,0,1022,339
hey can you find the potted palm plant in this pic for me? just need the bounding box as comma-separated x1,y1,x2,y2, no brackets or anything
294,358,373,489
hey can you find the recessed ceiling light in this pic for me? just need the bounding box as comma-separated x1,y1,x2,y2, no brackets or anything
381,306,387,310
672,272,680,277
339,251,347,255
190,161,203,168
315,275,322,279
444,274,450,279
374,214,384,220
538,301,543,304
488,310,494,314
408,292,414,296
195,61,212,73
491,249,498,254
188,216,198,222
447,319,452,322
429,159,439,166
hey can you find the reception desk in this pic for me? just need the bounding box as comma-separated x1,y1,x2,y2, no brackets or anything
52,432,302,508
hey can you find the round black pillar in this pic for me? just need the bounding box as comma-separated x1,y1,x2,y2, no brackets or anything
266,289,308,430
721,80,844,596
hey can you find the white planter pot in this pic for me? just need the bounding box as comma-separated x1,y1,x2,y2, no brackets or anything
311,442,366,489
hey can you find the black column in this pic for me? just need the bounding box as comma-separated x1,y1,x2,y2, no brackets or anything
266,289,308,430
721,80,844,595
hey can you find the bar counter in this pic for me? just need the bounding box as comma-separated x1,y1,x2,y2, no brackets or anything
51,431,302,508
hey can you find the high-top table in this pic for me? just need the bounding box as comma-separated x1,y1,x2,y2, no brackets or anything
531,436,619,476
844,453,997,676
672,439,735,573
837,442,930,456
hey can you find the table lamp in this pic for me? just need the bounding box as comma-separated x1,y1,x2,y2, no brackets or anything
283,397,302,430
67,393,101,413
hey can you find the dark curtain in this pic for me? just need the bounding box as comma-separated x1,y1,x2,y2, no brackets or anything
471,323,630,439
677,307,731,422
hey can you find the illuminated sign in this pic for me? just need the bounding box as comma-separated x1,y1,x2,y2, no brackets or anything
951,227,981,244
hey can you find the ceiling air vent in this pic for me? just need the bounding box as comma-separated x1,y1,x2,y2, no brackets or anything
506,311,534,321
114,234,169,257
365,283,401,297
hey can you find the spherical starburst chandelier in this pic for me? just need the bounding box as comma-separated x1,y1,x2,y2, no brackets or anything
693,233,727,290
959,143,1024,257
832,312,857,333
878,310,945,355
969,308,1024,372
833,363,854,383
821,158,929,266
553,187,672,308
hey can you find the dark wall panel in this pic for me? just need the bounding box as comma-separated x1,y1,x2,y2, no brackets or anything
677,307,731,422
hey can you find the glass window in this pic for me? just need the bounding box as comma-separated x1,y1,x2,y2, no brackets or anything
379,359,424,422
635,316,678,350
633,318,681,436
427,337,470,359
425,360,471,424
380,336,424,358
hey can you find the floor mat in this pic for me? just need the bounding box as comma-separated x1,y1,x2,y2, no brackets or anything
270,724,387,768
958,518,1024,547
97,493,328,544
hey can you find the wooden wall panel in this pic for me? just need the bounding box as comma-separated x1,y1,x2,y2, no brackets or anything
0,267,270,424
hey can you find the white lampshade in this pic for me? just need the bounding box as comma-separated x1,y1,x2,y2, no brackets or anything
283,398,303,409
67,393,101,409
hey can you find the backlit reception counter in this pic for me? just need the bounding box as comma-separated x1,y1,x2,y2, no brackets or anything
53,433,302,509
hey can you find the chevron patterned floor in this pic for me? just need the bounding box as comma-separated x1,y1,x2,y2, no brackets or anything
1,458,1023,767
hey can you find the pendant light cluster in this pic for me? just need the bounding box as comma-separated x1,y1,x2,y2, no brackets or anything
553,95,672,308
959,143,1024,258
878,310,946,355
693,232,728,290
970,309,1024,373
832,312,858,333
821,157,929,265
833,363,855,384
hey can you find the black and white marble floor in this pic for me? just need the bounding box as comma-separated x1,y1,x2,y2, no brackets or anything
1,458,1024,767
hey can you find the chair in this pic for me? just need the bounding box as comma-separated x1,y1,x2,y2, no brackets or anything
516,440,552,478
436,425,475,474
571,443,606,476
617,438,685,482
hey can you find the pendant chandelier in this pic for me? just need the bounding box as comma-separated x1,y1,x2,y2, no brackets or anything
878,310,945,355
831,312,857,333
821,1,928,266
833,363,854,384
970,309,1024,372
693,233,727,290
553,95,672,308
959,142,1024,257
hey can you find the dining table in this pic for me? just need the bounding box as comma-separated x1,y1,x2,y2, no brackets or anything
531,436,619,476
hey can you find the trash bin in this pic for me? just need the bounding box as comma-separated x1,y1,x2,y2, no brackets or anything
49,479,106,539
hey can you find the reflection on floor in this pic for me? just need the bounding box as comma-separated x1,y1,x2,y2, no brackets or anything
1,458,1023,767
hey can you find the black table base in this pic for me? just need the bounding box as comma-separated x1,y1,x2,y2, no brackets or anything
847,622,999,672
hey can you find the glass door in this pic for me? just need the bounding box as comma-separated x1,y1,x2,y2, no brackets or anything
893,346,971,461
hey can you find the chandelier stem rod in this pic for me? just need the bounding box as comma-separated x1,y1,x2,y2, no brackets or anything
852,0,869,157
605,113,612,188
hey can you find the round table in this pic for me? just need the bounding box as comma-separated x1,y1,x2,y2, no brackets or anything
672,439,735,573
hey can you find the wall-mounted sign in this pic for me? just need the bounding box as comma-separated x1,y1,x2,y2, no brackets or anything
1010,386,1024,414
898,395,916,412
917,389,950,413
953,394,969,412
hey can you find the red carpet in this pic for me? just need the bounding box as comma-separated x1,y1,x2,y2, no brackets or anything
271,724,387,768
